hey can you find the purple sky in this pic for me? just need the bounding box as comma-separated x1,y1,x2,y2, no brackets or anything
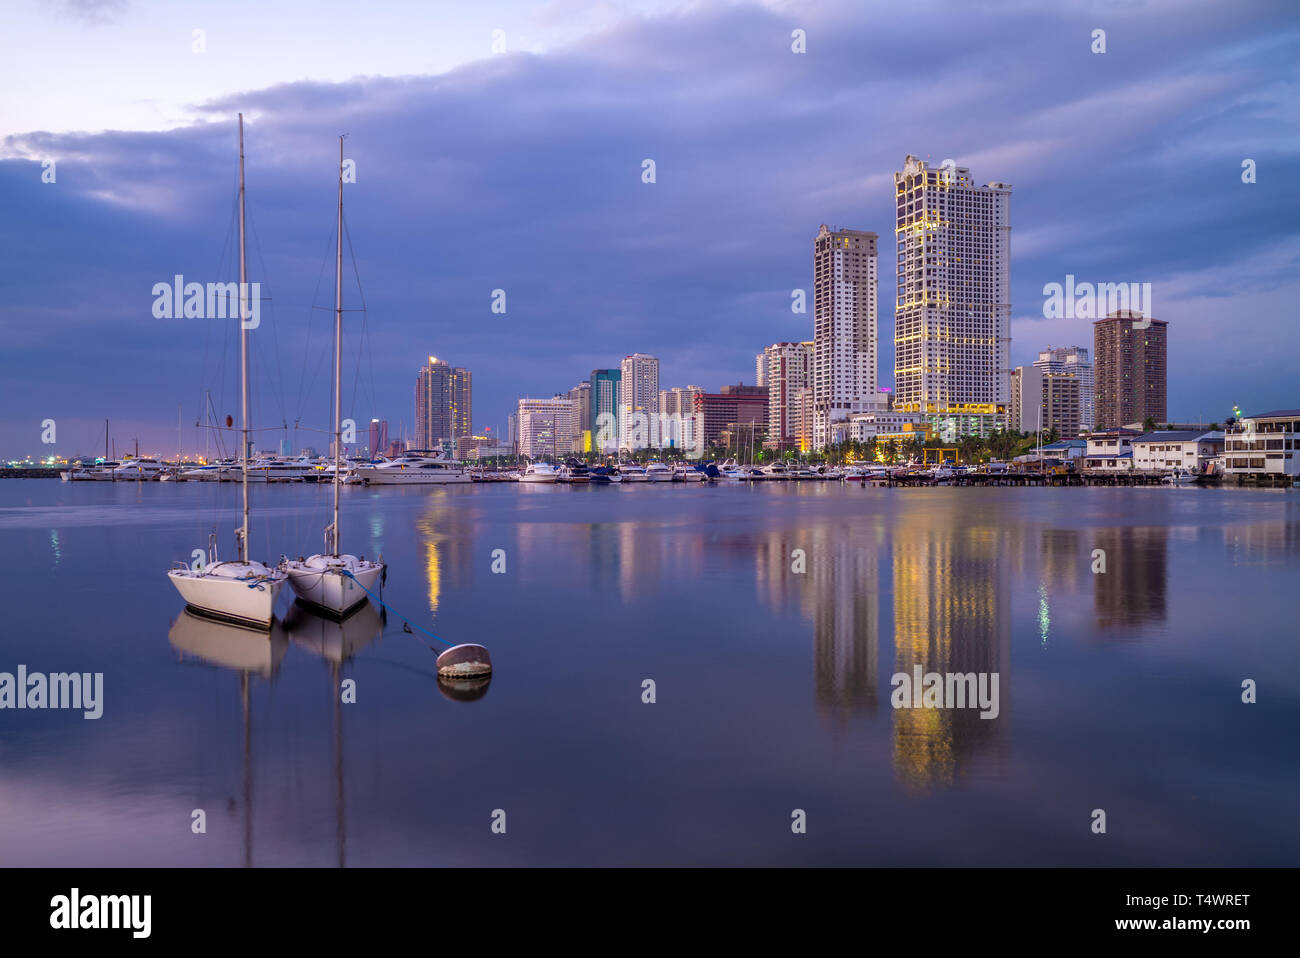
3,0,1298,458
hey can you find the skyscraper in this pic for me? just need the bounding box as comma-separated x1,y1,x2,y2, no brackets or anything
760,341,814,450
1093,311,1168,428
567,382,592,453
367,419,388,457
1034,345,1094,432
659,385,703,453
618,353,659,450
516,396,576,458
893,155,1011,440
415,356,472,452
1011,364,1082,438
813,224,879,450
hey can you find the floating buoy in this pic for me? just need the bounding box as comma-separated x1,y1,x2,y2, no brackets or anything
436,643,492,678
437,674,491,703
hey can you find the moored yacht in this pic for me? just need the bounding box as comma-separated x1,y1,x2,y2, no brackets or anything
519,461,559,483
645,461,673,482
113,457,165,480
282,135,385,618
620,463,648,482
357,450,470,484
166,115,287,627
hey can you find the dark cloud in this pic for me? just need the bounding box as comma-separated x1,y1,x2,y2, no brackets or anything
2,0,1298,456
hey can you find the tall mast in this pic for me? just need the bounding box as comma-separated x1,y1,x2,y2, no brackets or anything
332,134,344,555
103,419,108,461
238,113,250,562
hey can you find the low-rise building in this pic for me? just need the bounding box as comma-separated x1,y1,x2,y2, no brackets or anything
1130,430,1224,474
1082,427,1142,473
1224,409,1300,483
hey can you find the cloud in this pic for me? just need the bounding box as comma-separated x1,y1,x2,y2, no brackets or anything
1,0,1298,456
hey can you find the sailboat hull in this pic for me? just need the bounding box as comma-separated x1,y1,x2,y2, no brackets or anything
168,562,285,628
283,555,384,616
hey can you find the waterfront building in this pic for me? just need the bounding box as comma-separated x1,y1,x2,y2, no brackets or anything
1038,439,1087,462
415,356,472,452
893,154,1012,441
1082,427,1142,474
847,408,925,441
1223,410,1300,483
693,384,768,447
618,353,659,450
516,396,576,458
1035,346,1094,432
1093,311,1168,430
813,225,881,450
760,341,815,451
1130,430,1223,474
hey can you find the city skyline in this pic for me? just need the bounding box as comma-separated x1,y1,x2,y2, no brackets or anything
3,0,1298,458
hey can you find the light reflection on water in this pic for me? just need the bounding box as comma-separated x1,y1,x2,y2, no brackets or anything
1,480,1298,866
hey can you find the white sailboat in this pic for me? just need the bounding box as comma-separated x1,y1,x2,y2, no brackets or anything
281,135,385,617
167,114,287,628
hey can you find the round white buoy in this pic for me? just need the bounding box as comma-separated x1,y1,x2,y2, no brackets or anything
435,643,492,678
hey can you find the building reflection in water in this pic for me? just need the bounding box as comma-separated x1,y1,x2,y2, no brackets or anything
890,515,1010,789
415,493,474,615
1092,526,1169,632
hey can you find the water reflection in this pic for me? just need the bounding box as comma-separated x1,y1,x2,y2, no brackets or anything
1092,527,1168,632
890,518,1010,788
285,599,386,868
167,609,288,865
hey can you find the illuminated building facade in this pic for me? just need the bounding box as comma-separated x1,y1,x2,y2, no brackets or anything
893,155,1011,441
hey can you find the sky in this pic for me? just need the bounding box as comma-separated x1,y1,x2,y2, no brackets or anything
2,0,1298,459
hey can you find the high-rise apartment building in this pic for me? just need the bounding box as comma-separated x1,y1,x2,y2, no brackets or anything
755,353,766,387
567,382,592,453
415,356,472,452
659,385,703,452
813,225,880,450
618,353,660,450
590,368,621,450
516,396,576,458
1034,345,1094,432
693,384,768,446
1093,311,1168,429
367,419,388,457
760,341,815,450
1012,365,1082,438
894,155,1011,440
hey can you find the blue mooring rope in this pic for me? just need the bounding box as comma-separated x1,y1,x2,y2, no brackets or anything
340,569,453,649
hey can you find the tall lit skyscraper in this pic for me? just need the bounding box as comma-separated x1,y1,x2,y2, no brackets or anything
1034,345,1094,432
415,356,472,452
618,353,659,450
813,225,880,450
894,155,1011,440
1093,311,1168,429
760,341,814,450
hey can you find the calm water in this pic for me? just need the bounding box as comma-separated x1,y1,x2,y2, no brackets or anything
1,479,1297,866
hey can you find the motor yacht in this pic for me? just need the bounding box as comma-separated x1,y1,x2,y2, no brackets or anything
357,450,471,484
518,461,559,483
